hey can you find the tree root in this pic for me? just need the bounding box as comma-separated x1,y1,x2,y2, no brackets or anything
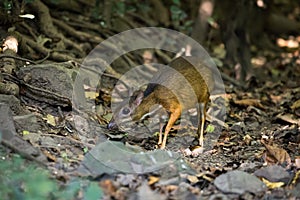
25,0,85,61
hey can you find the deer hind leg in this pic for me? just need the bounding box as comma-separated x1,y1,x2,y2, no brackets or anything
197,102,207,147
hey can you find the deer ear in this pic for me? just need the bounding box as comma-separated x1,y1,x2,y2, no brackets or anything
134,91,144,105
130,90,144,106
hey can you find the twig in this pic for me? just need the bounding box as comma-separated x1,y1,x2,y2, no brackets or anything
221,72,246,89
0,54,37,64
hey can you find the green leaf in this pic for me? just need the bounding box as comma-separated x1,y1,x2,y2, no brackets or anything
170,5,182,14
83,146,89,154
172,0,181,6
207,17,216,26
212,58,224,67
206,124,215,133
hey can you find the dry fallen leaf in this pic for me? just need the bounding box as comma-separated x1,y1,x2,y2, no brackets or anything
45,114,57,127
295,156,300,169
243,134,252,145
85,91,98,99
233,99,265,109
187,175,199,184
276,113,300,126
261,140,291,166
277,37,299,48
261,178,285,189
197,172,215,182
148,176,160,185
291,99,300,110
182,148,193,156
164,185,178,192
41,149,57,162
191,146,205,157
2,36,18,53
291,170,300,185
99,179,117,196
270,94,282,104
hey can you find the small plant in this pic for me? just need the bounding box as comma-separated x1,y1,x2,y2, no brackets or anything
0,148,103,199
0,152,57,199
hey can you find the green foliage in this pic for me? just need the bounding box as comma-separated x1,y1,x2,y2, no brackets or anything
63,179,103,200
1,0,33,12
0,149,103,200
112,1,151,16
0,153,57,200
91,0,192,32
2,0,12,10
206,124,215,133
172,0,181,6
24,0,35,4
170,1,193,32
114,1,126,16
49,0,60,5
84,182,103,200
83,146,89,154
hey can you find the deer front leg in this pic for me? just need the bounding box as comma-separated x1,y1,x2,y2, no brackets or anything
160,108,181,149
158,118,164,145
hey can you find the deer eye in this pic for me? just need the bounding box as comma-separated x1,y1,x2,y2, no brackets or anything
122,107,130,115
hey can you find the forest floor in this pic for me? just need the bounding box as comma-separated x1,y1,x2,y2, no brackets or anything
0,3,300,200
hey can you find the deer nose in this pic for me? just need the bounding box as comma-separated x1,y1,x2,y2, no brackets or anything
107,120,117,130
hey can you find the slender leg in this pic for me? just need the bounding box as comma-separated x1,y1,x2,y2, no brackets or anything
158,117,164,145
160,108,181,149
198,103,206,147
